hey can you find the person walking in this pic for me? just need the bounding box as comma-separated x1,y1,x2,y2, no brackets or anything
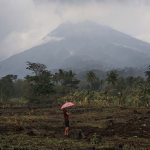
63,107,70,136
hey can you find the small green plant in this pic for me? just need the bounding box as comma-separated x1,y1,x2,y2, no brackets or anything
90,134,100,145
122,144,135,150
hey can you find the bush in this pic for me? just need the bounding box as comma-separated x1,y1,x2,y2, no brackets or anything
8,97,28,104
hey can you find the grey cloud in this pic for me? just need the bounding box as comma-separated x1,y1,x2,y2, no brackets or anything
34,0,150,5
0,1,32,41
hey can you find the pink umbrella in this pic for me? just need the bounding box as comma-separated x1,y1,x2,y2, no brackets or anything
61,102,74,109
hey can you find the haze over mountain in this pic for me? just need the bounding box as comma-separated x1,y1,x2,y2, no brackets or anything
0,21,150,78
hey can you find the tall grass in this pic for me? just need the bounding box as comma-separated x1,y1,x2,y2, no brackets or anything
58,90,149,108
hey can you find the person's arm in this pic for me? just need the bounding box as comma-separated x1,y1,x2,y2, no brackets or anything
66,111,70,115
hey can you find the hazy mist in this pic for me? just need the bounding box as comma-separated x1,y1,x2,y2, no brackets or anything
0,0,150,61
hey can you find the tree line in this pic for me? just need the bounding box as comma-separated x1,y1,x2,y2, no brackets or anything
0,62,150,107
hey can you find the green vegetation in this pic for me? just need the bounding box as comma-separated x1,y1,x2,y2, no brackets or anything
0,62,150,108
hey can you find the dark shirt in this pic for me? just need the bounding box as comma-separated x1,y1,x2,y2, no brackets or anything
63,109,69,121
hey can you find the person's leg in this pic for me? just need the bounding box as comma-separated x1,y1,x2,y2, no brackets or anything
65,121,69,136
65,127,67,135
66,127,69,135
66,121,69,135
65,121,68,135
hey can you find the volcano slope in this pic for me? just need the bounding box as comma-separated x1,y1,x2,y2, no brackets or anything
1,21,150,78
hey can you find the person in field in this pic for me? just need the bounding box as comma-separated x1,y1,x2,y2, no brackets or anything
63,107,70,136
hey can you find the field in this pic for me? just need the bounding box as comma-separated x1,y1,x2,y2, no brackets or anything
0,105,150,150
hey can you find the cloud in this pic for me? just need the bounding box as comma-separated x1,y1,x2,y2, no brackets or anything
0,0,150,61
0,0,62,61
37,36,65,46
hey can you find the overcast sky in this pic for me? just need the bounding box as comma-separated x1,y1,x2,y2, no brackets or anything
0,0,150,61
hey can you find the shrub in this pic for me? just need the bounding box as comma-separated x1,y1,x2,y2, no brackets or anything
8,97,28,104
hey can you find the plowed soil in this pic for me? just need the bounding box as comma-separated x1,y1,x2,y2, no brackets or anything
0,106,150,150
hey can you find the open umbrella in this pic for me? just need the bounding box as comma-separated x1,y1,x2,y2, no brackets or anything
61,102,74,109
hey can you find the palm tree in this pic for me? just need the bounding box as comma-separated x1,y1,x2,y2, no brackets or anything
86,71,98,91
52,73,59,85
105,70,119,86
58,69,65,85
63,70,80,91
126,76,135,90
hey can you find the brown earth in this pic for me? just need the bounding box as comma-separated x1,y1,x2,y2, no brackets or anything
0,105,150,150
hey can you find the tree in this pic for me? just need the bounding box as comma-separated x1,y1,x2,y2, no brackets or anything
117,77,126,90
14,79,33,100
58,69,65,85
52,73,59,85
126,76,135,90
0,74,17,102
105,70,119,86
25,62,55,102
99,79,104,91
26,61,47,76
86,71,98,91
14,79,25,98
62,70,80,91
145,65,150,82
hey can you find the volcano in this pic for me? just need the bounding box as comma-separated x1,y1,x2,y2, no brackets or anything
0,20,150,78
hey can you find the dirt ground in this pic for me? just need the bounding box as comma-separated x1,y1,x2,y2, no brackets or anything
0,105,150,150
